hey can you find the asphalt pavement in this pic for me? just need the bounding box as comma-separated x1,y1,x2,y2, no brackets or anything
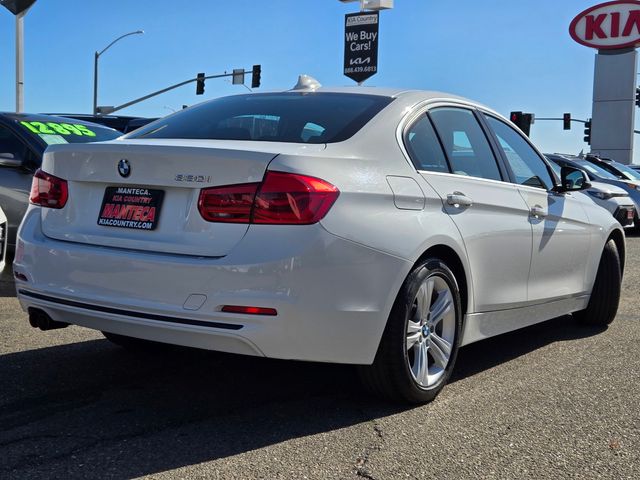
1,235,639,480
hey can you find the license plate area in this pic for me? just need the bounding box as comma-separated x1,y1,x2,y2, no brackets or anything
97,187,164,230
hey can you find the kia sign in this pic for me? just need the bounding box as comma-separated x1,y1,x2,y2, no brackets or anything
343,12,379,83
570,0,640,49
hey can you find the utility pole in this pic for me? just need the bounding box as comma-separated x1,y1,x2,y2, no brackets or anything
1,0,37,113
15,10,25,112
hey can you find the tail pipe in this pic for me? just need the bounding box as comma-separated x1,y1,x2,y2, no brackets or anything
28,308,68,331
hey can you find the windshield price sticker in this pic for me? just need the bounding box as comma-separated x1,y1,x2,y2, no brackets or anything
20,121,97,137
97,187,164,231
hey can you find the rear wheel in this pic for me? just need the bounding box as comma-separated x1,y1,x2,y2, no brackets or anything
359,258,462,404
573,239,621,326
102,331,161,350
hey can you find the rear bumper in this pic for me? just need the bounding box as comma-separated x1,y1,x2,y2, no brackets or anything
14,208,411,364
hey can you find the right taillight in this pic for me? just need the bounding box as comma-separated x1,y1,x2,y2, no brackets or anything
198,171,339,225
29,169,68,209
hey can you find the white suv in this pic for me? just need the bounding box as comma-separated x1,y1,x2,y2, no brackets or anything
14,84,624,403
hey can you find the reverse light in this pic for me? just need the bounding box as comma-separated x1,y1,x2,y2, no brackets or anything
221,305,277,316
29,169,68,209
198,171,339,225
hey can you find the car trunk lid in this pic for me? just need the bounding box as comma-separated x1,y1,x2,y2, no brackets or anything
39,139,325,257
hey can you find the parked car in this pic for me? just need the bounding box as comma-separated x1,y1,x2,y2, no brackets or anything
628,164,640,174
547,153,640,228
545,154,635,227
584,154,640,182
0,113,121,249
0,206,7,272
14,84,625,404
45,114,158,133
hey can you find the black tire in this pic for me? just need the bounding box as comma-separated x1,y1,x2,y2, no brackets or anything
358,258,462,404
102,331,162,350
573,239,621,326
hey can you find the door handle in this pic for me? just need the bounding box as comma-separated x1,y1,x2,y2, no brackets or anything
530,205,548,218
446,192,473,208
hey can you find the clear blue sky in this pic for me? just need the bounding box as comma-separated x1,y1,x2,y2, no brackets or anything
0,0,637,160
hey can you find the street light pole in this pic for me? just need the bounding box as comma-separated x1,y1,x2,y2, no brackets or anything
93,30,144,115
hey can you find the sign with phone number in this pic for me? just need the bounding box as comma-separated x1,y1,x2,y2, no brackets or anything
20,121,96,137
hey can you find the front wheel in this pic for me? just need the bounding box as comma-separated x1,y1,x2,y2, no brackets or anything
573,239,621,326
358,258,462,404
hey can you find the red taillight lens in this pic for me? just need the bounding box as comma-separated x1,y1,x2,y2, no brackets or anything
198,183,259,223
29,169,68,209
253,172,339,224
198,172,339,225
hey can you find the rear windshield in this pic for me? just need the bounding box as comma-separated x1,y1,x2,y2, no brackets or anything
17,118,121,145
128,92,393,143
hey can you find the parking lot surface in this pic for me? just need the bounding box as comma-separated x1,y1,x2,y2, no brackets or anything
1,235,639,480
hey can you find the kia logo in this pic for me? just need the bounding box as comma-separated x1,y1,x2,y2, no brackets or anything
118,159,131,178
570,1,640,50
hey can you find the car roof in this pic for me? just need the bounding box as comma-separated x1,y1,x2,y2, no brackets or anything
0,112,119,130
200,86,504,122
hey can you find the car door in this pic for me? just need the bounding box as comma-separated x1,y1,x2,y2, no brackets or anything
0,122,40,247
482,114,592,302
405,107,532,312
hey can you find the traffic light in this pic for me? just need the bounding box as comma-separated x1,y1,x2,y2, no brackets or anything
196,73,205,95
509,111,533,136
251,64,261,89
584,119,592,145
563,113,571,130
636,87,640,107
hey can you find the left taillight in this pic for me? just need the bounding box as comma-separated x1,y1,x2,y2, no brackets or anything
29,169,68,209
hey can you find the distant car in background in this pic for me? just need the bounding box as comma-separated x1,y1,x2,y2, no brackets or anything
0,112,121,249
44,114,158,133
629,164,640,174
545,154,635,227
0,206,7,272
546,153,640,227
583,154,640,183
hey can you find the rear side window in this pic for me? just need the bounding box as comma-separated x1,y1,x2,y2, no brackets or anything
404,115,449,173
129,93,393,144
429,108,502,181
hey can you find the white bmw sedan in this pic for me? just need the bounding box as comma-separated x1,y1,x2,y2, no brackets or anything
14,82,624,403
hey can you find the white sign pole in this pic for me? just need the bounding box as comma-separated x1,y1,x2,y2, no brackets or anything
15,10,25,113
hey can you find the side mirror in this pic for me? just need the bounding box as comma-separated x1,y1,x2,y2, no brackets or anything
557,166,591,192
0,152,23,168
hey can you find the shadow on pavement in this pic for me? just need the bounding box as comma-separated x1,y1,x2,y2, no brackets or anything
0,315,605,478
0,251,16,298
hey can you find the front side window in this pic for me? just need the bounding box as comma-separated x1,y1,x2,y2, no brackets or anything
485,115,554,190
129,93,393,144
429,108,502,181
0,125,29,161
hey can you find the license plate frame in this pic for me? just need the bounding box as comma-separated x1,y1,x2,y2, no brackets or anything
97,186,164,231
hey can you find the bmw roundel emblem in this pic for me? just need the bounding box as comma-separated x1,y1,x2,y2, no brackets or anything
118,159,131,178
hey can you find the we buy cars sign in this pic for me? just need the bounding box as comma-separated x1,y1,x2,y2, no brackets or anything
570,1,640,49
344,12,379,83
